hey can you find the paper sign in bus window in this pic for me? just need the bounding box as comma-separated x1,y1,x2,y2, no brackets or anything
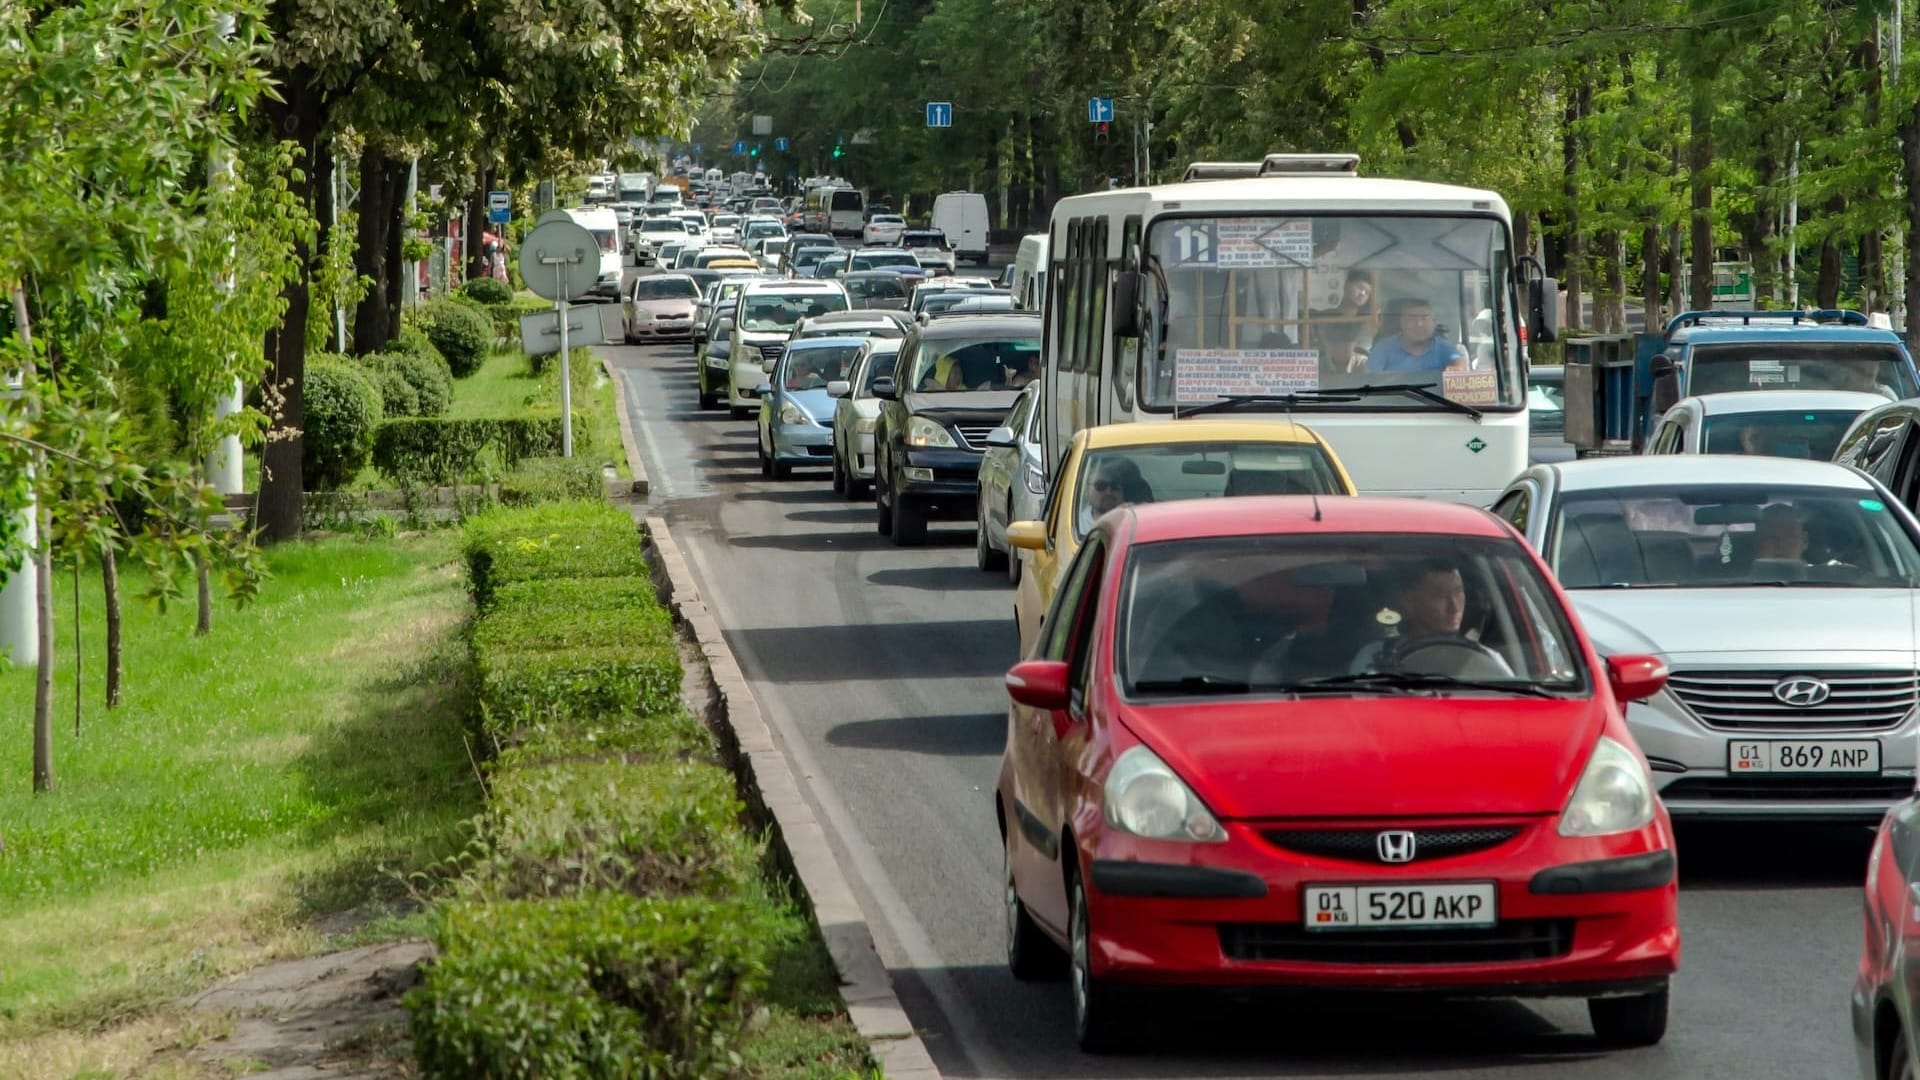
1175,349,1319,403
1215,219,1314,268
1748,359,1797,387
1441,369,1500,406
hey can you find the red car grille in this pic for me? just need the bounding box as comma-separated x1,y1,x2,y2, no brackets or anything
1219,919,1574,965
1260,826,1522,865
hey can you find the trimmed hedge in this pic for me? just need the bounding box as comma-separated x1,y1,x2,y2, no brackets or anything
475,642,682,740
466,760,760,901
302,359,383,490
410,298,493,378
370,414,586,488
461,500,645,608
460,277,514,305
499,455,606,507
491,710,715,773
487,295,552,342
476,578,672,653
383,347,452,417
408,892,776,1080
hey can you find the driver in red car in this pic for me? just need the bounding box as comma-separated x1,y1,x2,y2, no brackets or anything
1350,559,1509,674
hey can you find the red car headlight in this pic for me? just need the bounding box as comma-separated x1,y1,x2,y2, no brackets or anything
1104,745,1226,843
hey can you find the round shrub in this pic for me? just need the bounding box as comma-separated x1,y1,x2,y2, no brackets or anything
302,358,383,490
385,348,452,416
460,277,513,305
412,299,493,378
367,359,420,418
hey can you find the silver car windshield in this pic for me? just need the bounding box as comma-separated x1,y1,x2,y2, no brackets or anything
1551,484,1920,589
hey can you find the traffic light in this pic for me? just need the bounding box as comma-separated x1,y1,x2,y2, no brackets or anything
1096,121,1110,144
833,144,843,159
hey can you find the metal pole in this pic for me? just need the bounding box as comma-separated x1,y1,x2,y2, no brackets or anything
556,260,573,458
1787,139,1800,310
205,11,243,495
405,158,420,306
332,156,347,352
0,370,36,666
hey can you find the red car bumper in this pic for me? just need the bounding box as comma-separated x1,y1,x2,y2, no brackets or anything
1080,819,1679,995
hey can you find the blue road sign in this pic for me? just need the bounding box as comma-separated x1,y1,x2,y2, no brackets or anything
1088,97,1115,123
774,137,790,152
487,207,510,225
732,139,747,155
926,102,953,128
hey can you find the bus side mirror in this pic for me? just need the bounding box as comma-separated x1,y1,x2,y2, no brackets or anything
1112,271,1143,338
1528,277,1561,343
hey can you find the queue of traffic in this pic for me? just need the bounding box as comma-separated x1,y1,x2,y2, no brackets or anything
623,153,1920,1076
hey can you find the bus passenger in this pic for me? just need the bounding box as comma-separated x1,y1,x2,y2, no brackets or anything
1365,298,1468,375
1310,271,1378,375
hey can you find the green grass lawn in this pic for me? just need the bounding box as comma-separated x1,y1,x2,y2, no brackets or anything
452,346,628,480
0,536,481,1076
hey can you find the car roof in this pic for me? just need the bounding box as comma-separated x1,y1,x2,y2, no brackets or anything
1676,324,1908,346
809,309,908,323
1545,455,1875,492
740,279,846,295
914,313,1043,338
786,335,869,350
1680,390,1892,415
1081,418,1329,450
1121,496,1509,546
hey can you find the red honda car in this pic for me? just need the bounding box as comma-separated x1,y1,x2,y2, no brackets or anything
996,496,1681,1052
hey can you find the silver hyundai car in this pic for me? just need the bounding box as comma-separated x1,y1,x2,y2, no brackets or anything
1494,455,1920,822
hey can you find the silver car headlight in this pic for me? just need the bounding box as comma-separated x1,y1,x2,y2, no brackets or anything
1024,460,1047,495
1559,736,1655,837
906,416,956,448
1104,745,1226,843
779,401,813,426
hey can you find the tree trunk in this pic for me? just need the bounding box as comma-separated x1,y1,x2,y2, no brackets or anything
1906,92,1920,340
1689,78,1714,311
983,136,1002,231
103,544,121,709
466,164,492,282
1008,115,1032,233
255,83,329,544
1513,211,1531,265
1818,233,1844,309
1642,224,1663,329
385,159,409,329
1598,230,1625,332
1561,75,1586,332
31,510,50,793
352,149,400,354
194,557,211,637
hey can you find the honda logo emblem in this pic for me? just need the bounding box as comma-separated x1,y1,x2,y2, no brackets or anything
1376,830,1417,864
1772,677,1832,708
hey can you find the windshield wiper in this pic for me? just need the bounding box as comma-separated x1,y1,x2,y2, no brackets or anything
1295,671,1560,698
1131,674,1252,694
1177,383,1483,422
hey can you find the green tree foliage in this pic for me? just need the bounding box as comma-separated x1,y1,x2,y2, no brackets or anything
713,0,1920,321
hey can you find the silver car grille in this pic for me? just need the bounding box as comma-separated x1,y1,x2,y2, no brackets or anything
954,424,997,449
1665,670,1920,732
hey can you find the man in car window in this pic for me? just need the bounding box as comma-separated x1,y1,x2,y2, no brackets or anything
1365,298,1469,374
1754,504,1809,563
1350,559,1467,672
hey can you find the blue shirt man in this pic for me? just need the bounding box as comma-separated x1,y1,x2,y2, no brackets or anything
1366,300,1468,374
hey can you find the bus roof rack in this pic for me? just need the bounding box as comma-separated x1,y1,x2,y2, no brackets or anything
1258,153,1361,176
1183,161,1263,181
1664,308,1872,334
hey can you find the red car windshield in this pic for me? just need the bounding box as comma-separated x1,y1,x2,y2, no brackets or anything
1117,534,1586,696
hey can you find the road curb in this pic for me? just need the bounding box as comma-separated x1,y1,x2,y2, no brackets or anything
603,355,650,496
640,515,943,1080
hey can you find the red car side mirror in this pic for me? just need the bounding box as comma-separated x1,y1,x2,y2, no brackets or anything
1606,654,1668,703
1006,660,1070,712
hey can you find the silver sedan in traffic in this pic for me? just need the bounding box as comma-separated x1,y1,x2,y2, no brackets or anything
1495,455,1920,822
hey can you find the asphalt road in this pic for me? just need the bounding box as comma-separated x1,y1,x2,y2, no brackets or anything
603,261,1875,1080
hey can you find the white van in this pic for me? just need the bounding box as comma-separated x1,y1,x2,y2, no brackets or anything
931,192,990,265
826,187,866,238
1010,232,1049,311
557,206,624,300
728,280,850,417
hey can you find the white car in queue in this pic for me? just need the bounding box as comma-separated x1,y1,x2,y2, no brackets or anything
1645,390,1891,458
728,280,851,419
829,337,904,500
1492,455,1920,823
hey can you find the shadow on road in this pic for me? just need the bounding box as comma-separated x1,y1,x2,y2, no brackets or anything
867,565,1011,592
906,964,1611,1078
731,487,844,505
726,529,896,553
1673,822,1874,889
825,713,1005,757
785,507,874,526
728,619,1012,682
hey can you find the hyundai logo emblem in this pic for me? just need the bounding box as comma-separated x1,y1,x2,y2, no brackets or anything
1773,677,1832,708
1376,830,1417,864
